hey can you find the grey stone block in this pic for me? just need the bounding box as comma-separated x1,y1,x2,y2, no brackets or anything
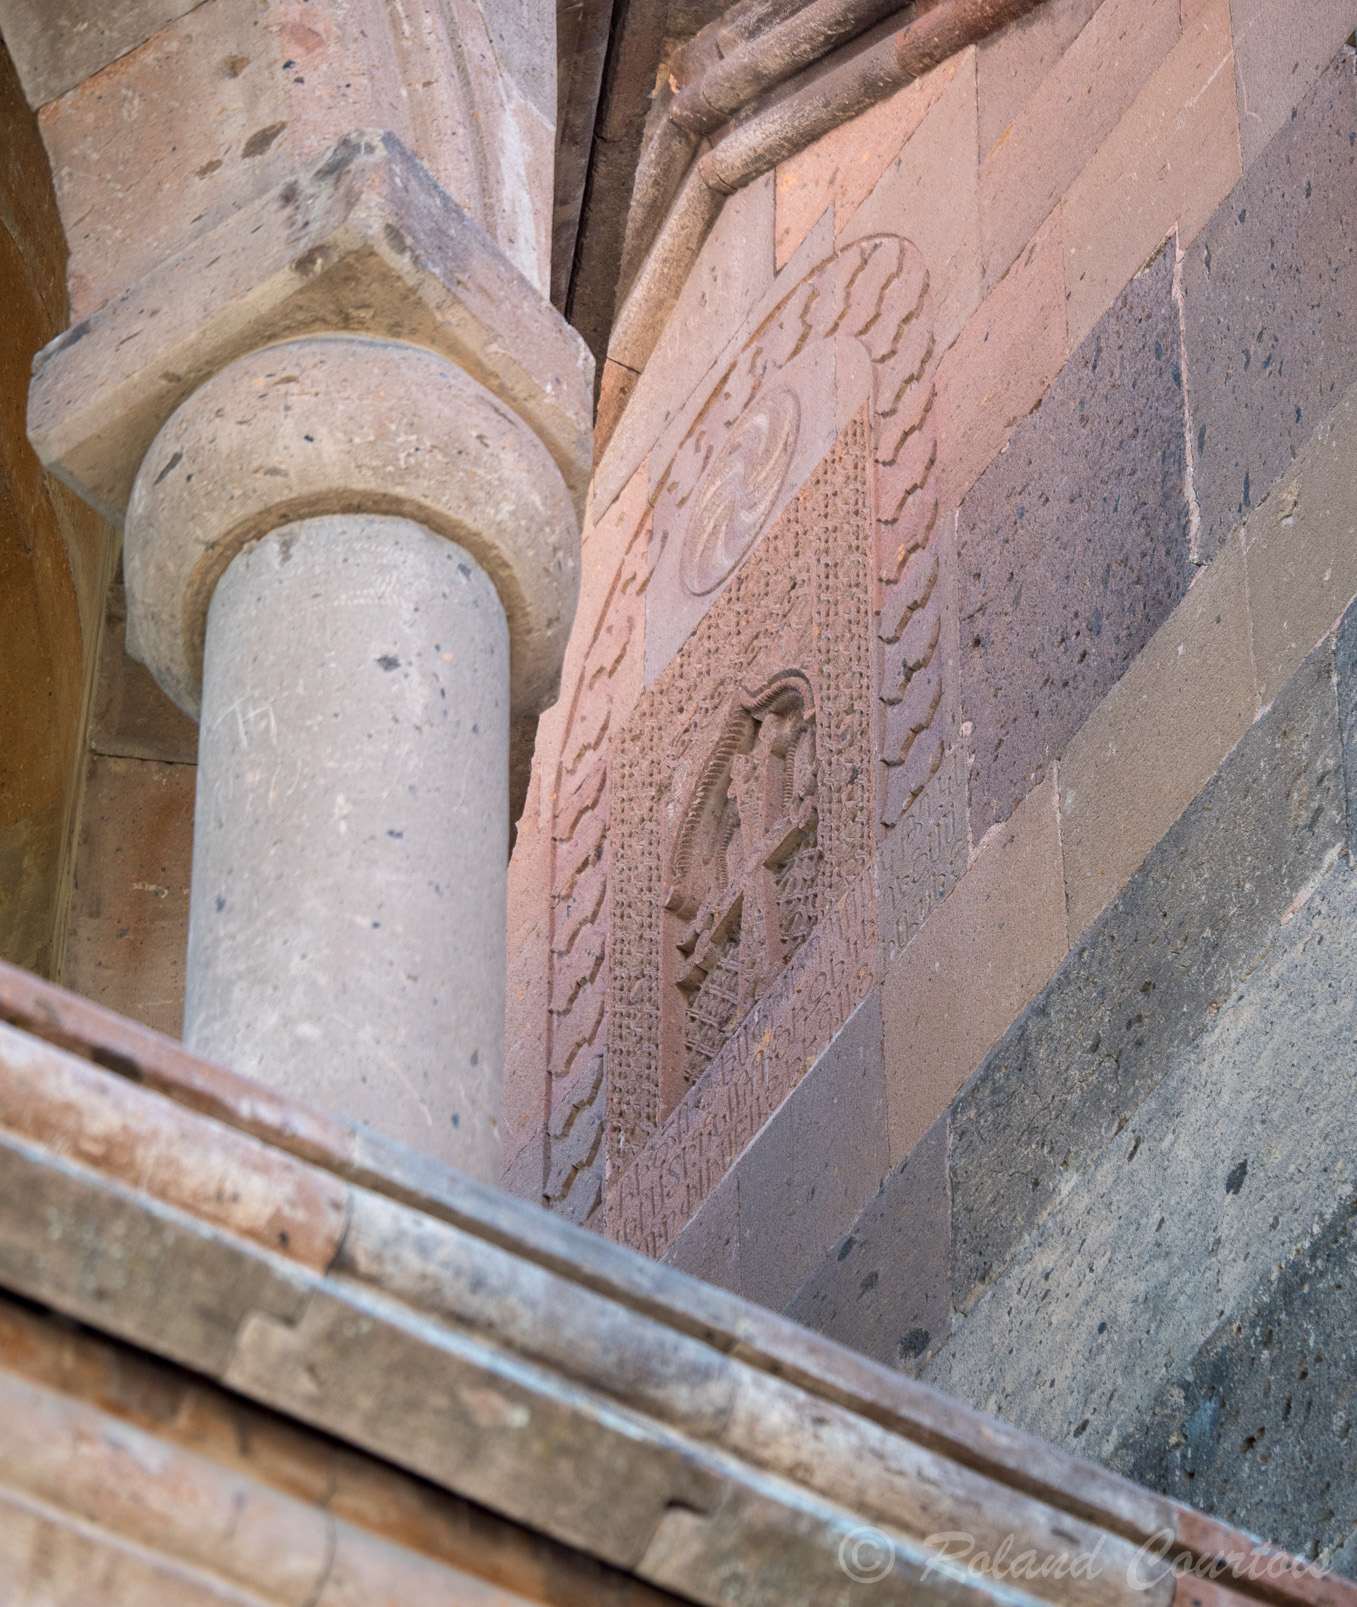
957,242,1193,838
1112,1188,1357,1569
737,992,888,1313
785,1114,950,1377
663,1168,741,1296
950,638,1346,1315
1335,594,1357,843
1183,48,1357,563
927,858,1357,1471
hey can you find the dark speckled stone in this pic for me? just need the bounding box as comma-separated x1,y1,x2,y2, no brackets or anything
957,243,1193,839
785,1114,950,1376
1183,49,1357,562
950,639,1345,1314
1112,1189,1357,1571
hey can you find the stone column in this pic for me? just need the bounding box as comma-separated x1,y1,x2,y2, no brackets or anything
122,336,578,1181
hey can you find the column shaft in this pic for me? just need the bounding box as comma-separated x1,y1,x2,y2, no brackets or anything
184,514,508,1179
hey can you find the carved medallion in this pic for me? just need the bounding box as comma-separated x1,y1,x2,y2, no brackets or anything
680,387,800,595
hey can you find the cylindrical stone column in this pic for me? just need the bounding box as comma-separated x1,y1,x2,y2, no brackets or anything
122,336,579,1182
187,514,509,1168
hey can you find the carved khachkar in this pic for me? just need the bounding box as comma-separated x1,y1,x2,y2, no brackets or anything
608,414,875,1186
655,233,946,833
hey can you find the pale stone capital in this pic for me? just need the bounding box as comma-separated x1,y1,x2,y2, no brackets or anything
123,334,579,722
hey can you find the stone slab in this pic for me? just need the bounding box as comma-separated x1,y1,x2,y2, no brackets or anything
1228,0,1357,170
1182,48,1357,564
837,51,981,356
787,1113,952,1379
88,576,200,765
949,637,1347,1318
882,772,1067,1167
930,858,1357,1477
736,991,888,1315
978,0,1180,293
877,739,970,974
957,242,1192,840
28,130,593,525
663,1167,741,1296
1244,378,1357,710
1338,595,1357,844
933,204,1067,517
1113,1184,1357,1568
1060,0,1242,349
975,0,1102,163
1060,530,1257,942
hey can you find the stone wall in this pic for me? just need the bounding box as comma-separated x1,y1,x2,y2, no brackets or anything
505,0,1357,1563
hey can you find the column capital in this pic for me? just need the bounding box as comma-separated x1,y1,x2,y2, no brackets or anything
124,335,579,721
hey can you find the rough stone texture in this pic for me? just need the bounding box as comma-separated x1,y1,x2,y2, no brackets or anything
609,416,875,1187
0,0,203,106
949,638,1346,1318
737,991,888,1314
62,752,194,1038
1244,379,1357,710
1060,531,1257,942
1060,0,1242,349
1183,48,1357,565
787,1114,951,1377
663,1167,741,1296
1339,596,1357,840
773,53,964,272
882,773,1067,1166
929,858,1357,1483
187,516,509,1181
957,243,1193,840
1112,1187,1357,1568
933,205,1068,517
29,129,594,529
1228,0,1357,170
978,0,1180,292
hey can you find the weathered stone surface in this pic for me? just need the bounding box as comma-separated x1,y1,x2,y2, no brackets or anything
788,1114,951,1377
957,243,1192,839
0,0,203,107
1060,530,1257,941
1183,48,1357,564
62,752,194,1038
929,858,1357,1481
1061,0,1241,348
737,991,887,1314
1228,0,1357,169
978,0,1179,292
883,773,1067,1165
1113,1185,1357,1569
29,131,593,527
1338,595,1357,842
949,638,1346,1317
663,1167,741,1296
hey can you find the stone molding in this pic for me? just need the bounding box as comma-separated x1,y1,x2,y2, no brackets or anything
123,336,578,722
27,131,593,527
1,957,1342,1607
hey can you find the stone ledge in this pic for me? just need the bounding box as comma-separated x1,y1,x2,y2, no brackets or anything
27,129,594,526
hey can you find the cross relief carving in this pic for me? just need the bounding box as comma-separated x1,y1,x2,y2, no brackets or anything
662,674,820,1096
